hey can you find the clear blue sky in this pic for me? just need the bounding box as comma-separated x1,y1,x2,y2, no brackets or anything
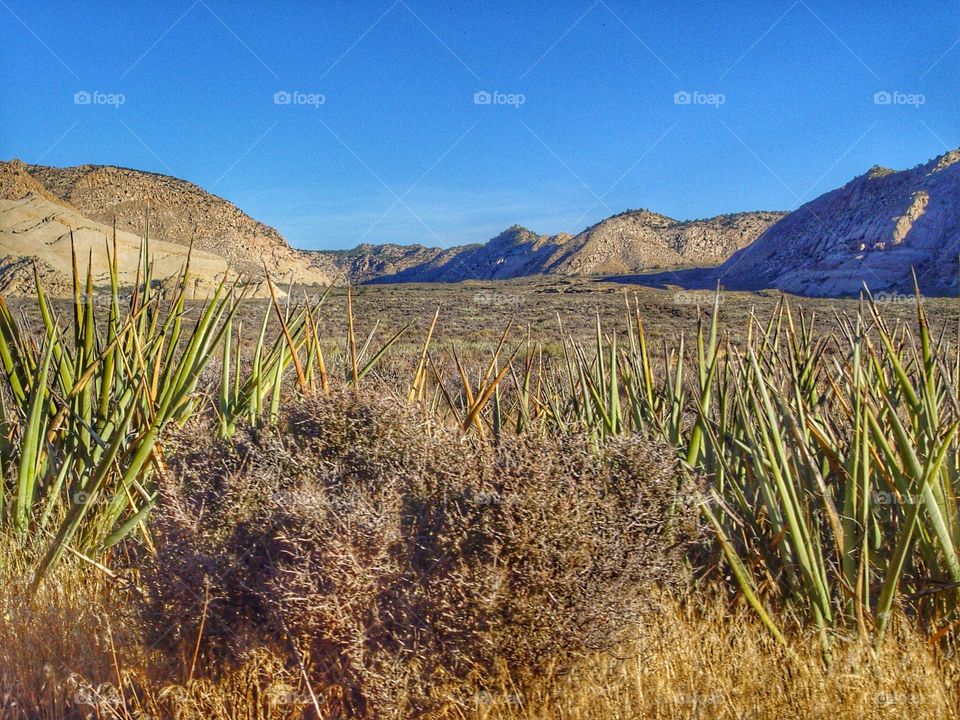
1,1,958,250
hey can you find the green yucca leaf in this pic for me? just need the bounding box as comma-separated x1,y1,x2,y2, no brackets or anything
15,340,53,536
875,420,959,643
701,493,786,645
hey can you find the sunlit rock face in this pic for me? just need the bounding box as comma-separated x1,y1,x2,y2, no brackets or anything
716,150,960,296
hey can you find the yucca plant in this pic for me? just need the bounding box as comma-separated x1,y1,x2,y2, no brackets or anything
425,285,960,648
0,231,421,588
0,229,252,587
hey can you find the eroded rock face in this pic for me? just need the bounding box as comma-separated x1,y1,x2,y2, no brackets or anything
0,194,236,296
716,149,960,296
20,162,330,285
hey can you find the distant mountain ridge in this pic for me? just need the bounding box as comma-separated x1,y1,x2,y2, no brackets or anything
1,159,783,294
6,149,959,298
311,211,784,284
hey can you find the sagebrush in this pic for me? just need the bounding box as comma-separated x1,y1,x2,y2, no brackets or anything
142,390,700,717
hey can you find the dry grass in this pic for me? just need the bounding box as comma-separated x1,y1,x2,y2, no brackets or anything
3,385,958,719
2,547,957,719
0,545,125,719
473,597,960,720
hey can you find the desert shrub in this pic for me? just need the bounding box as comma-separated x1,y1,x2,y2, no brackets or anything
142,390,699,717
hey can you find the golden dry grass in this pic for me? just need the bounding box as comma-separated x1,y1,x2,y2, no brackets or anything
478,600,959,720
3,543,957,720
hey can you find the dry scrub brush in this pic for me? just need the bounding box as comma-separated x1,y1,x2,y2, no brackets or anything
142,389,701,717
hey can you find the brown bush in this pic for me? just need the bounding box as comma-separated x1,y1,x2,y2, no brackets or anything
142,391,699,718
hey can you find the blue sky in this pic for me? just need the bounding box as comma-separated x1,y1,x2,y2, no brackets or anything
1,1,958,250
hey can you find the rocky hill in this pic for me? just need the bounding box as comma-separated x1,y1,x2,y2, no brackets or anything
543,209,785,276
310,242,452,284
19,161,329,285
711,149,960,296
363,226,571,283
0,193,231,296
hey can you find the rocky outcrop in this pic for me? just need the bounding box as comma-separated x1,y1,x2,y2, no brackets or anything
0,255,71,297
20,162,330,285
713,149,960,296
0,194,234,296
